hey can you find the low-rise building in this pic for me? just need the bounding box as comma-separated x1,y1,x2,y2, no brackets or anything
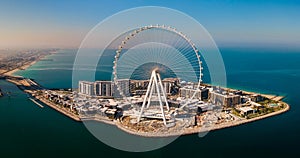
250,94,265,102
162,78,179,94
239,107,255,115
179,86,208,100
210,89,241,107
130,79,149,93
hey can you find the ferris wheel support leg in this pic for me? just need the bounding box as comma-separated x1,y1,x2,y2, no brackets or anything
153,73,167,126
146,82,155,109
157,73,170,111
137,72,154,122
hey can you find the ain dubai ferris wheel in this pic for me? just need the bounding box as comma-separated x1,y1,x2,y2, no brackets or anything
112,25,203,127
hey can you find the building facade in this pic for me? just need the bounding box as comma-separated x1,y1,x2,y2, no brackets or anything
210,90,241,107
130,78,179,95
162,78,179,94
78,78,180,97
94,81,114,97
179,87,209,100
114,79,131,97
78,81,95,96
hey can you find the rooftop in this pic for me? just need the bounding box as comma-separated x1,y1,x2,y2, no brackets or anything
239,107,254,113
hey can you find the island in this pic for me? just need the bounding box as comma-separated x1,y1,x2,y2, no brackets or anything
0,54,290,137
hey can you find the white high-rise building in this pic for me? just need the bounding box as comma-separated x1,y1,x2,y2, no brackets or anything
114,79,131,97
94,81,114,97
78,81,95,96
78,80,132,98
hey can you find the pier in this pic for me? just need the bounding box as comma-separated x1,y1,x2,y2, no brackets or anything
28,98,44,108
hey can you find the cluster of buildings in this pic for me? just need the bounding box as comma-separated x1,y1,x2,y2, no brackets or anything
74,97,121,120
179,83,209,101
75,77,268,123
78,79,131,97
78,78,266,108
0,49,56,74
208,86,267,116
42,90,76,111
78,78,179,98
41,90,122,120
35,77,271,131
209,88,242,107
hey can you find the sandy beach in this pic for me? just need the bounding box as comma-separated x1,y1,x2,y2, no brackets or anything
3,60,38,76
2,50,57,77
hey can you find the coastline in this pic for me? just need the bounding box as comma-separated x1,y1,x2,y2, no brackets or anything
3,60,38,76
2,49,57,77
206,101,290,131
196,101,290,133
114,102,290,137
2,50,291,138
33,97,290,137
0,51,82,122
36,96,81,121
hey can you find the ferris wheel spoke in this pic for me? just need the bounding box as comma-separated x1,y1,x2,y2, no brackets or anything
113,25,203,101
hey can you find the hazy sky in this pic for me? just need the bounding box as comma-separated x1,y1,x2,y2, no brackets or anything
0,0,299,49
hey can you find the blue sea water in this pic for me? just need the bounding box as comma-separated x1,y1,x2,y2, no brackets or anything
1,48,300,157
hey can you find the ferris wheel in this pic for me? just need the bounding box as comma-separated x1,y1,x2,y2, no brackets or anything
113,25,203,125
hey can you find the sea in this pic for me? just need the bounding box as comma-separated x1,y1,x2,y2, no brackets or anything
1,48,300,157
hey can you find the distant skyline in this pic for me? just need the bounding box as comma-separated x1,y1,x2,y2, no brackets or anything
0,0,299,49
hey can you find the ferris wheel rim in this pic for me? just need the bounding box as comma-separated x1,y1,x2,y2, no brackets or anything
113,24,203,102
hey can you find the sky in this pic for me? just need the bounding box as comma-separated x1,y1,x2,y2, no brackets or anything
0,0,299,49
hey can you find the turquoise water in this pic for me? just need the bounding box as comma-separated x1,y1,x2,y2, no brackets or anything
2,48,300,157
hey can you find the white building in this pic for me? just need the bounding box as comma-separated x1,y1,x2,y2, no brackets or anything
78,81,95,96
94,81,114,97
162,78,179,94
210,90,241,107
179,86,209,100
239,107,255,115
114,79,131,97
78,79,132,98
